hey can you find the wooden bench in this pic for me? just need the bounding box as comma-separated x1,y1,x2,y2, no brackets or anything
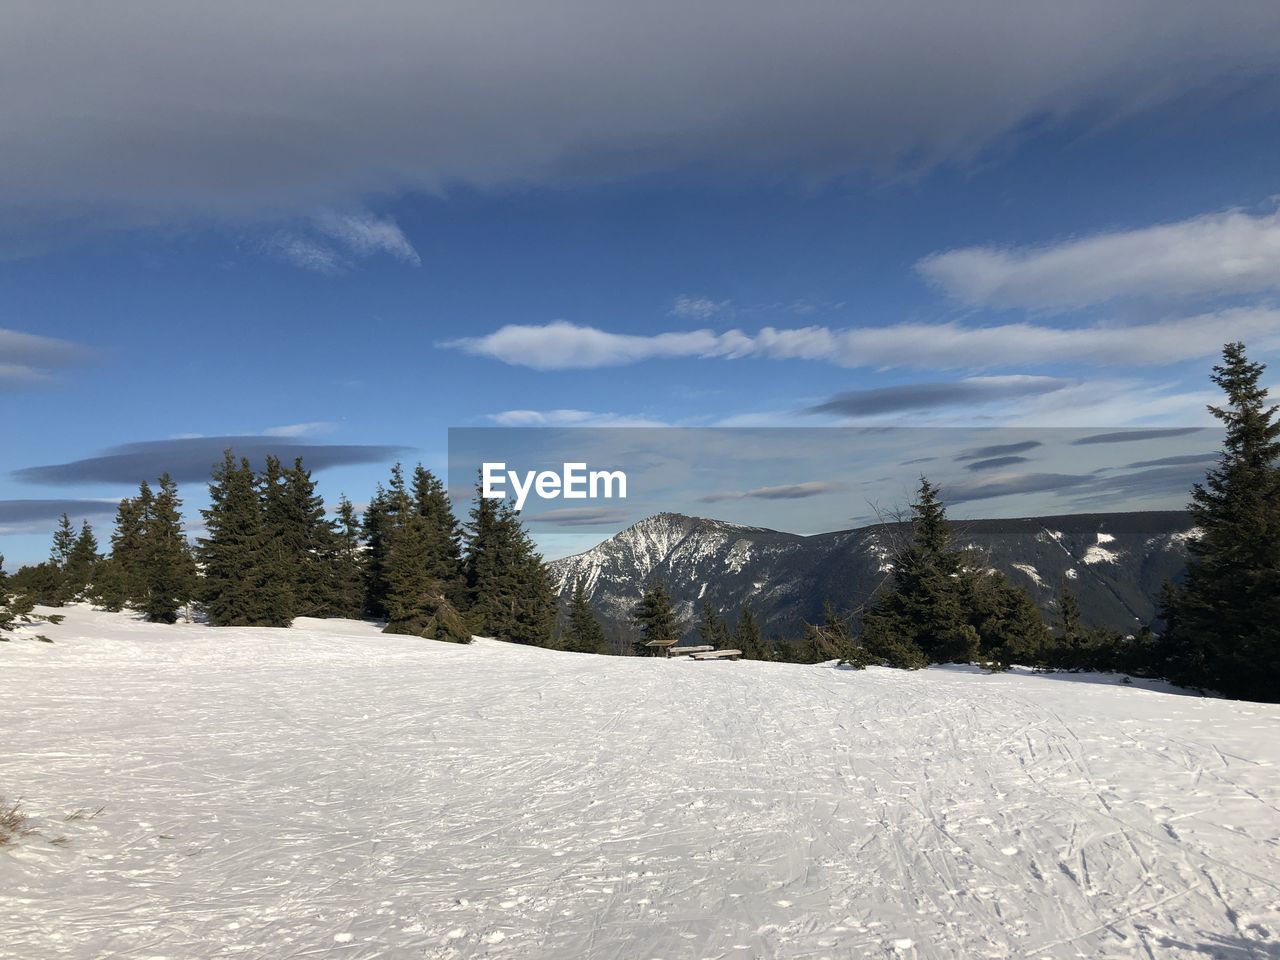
668,645,715,657
689,649,743,661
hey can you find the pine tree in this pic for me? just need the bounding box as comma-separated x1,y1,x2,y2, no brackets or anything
138,474,197,623
0,557,27,636
362,465,408,618
50,514,75,570
412,465,466,605
852,478,1049,669
57,521,101,603
697,600,730,649
199,452,292,627
563,579,609,654
1163,342,1280,701
463,484,556,646
632,580,678,655
382,498,471,642
330,495,367,619
88,557,131,612
733,605,768,660
273,457,340,618
798,601,854,663
110,486,151,607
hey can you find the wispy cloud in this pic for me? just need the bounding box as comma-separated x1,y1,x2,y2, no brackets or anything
486,409,668,428
0,498,120,534
955,440,1042,461
266,211,419,273
525,506,634,527
263,421,338,438
1072,427,1206,446
699,480,846,503
671,295,732,320
807,376,1070,418
14,436,408,486
0,328,94,389
919,207,1280,309
445,312,1280,371
964,455,1031,472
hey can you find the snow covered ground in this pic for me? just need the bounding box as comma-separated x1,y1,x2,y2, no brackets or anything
2,607,1279,959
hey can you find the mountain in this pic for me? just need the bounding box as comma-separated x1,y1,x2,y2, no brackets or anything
548,511,1196,643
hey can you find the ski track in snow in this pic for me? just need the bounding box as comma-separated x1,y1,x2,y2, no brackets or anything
2,607,1279,960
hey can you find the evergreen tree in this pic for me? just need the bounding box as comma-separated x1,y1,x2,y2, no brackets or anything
271,457,340,618
463,484,556,646
110,486,151,607
88,557,131,612
330,495,367,619
852,478,1047,669
797,601,854,663
412,465,466,605
138,474,197,624
563,579,608,654
54,520,101,604
0,556,42,639
382,499,471,642
697,600,730,649
733,604,769,660
1163,342,1280,701
199,452,292,627
362,465,408,618
632,580,678,655
50,514,75,570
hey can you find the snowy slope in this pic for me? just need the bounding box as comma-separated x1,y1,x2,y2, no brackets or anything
2,606,1278,959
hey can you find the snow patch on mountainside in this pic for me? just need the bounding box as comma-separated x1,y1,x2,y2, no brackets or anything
1011,562,1044,586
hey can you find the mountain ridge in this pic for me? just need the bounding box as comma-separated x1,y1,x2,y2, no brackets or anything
549,510,1195,643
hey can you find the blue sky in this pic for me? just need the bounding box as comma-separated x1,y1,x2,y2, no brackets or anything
4,3,1280,565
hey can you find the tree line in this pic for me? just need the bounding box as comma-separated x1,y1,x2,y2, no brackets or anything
3,458,556,647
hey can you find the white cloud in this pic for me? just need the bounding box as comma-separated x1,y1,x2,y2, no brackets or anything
446,311,1280,371
314,212,420,265
919,208,1280,308
265,233,346,274
263,421,338,438
671,295,732,320
5,4,1280,239
487,409,668,428
266,211,419,273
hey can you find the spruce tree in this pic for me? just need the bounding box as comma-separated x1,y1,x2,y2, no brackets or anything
697,600,730,649
632,580,678,655
853,478,1049,669
463,484,556,646
50,514,75,570
58,521,101,603
733,605,768,660
1163,342,1280,700
412,465,466,605
199,452,292,627
138,474,197,624
362,465,408,618
799,601,854,663
0,556,40,639
382,498,470,642
274,457,339,618
330,495,367,619
563,579,609,654
110,487,151,607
